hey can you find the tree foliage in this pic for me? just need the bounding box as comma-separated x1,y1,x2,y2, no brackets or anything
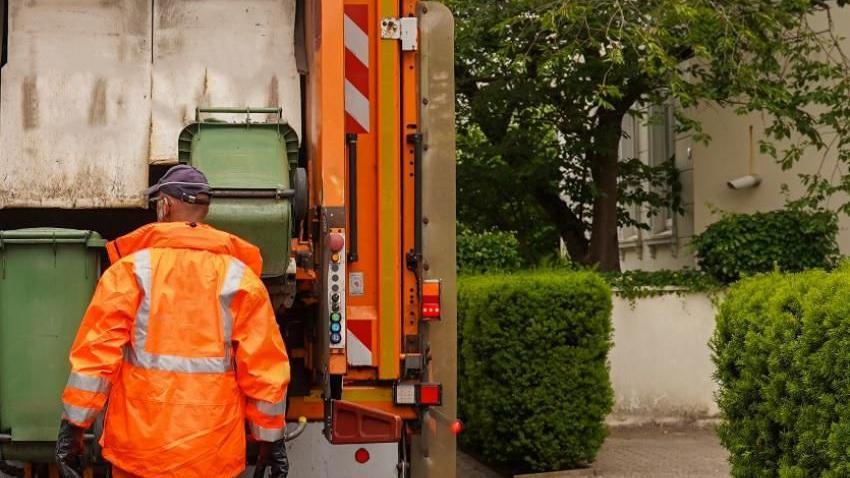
456,224,523,273
450,0,850,271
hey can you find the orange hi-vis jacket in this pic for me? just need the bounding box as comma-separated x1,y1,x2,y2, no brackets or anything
60,222,290,478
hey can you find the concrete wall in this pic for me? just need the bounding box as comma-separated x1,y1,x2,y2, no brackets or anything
608,292,718,425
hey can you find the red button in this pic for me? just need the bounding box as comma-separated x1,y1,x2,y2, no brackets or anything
329,233,345,252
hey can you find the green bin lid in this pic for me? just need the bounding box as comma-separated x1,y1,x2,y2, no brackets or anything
0,228,105,248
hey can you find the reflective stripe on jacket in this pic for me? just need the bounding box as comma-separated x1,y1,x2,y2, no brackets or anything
61,222,290,478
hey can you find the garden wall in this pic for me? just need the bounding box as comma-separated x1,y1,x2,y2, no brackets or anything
608,292,719,425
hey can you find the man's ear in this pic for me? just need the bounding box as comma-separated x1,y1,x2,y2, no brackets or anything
163,197,173,217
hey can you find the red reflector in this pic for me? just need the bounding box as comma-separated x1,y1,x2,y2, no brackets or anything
451,420,464,435
355,448,370,464
329,233,345,252
421,280,441,320
419,383,442,406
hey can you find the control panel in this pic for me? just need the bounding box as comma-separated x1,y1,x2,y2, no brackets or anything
328,232,346,349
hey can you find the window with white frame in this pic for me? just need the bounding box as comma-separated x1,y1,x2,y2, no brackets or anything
618,113,641,246
647,104,675,237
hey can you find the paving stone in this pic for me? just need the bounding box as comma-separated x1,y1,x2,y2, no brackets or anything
457,425,730,478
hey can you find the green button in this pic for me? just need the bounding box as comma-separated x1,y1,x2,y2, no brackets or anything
331,312,342,322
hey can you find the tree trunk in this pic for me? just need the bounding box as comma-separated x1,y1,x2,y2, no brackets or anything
586,112,625,272
533,189,589,261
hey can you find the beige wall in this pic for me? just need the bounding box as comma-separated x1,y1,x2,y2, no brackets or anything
609,292,718,425
691,107,850,250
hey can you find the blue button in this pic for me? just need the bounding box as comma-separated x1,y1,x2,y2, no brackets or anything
331,322,342,333
331,333,342,344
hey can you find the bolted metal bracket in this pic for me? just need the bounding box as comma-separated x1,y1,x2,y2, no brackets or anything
403,353,424,378
380,17,418,51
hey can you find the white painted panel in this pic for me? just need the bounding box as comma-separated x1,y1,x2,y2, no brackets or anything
0,0,152,208
240,424,399,478
609,292,719,425
150,0,301,164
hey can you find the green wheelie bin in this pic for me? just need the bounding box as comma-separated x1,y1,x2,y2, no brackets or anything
0,228,104,462
178,107,302,279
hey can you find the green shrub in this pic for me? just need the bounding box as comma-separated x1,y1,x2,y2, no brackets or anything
458,271,613,473
712,267,850,477
692,209,839,283
457,225,522,273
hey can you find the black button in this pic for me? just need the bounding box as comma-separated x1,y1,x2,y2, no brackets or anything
332,293,340,302
332,285,340,292
332,275,339,282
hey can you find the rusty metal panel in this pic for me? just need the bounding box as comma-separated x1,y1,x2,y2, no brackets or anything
150,0,301,164
411,3,457,478
0,0,301,208
0,0,152,208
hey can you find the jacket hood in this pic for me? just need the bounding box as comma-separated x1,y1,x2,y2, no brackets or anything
106,222,264,276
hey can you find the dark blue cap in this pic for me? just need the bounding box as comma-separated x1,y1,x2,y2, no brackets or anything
144,165,211,204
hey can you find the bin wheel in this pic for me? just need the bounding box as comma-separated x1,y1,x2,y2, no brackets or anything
293,168,308,230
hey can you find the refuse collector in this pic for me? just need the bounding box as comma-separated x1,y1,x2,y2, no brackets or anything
54,165,291,478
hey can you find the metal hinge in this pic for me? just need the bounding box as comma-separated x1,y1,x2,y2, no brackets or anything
380,17,418,51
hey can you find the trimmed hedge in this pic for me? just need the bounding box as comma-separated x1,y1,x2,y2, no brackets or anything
692,209,839,283
459,271,613,473
712,267,850,477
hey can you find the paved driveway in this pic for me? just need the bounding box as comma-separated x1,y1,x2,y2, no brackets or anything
593,425,729,477
458,425,730,477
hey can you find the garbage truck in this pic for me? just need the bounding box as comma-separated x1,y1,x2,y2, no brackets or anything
0,1,457,477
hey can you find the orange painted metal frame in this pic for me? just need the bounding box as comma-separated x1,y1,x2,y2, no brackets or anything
343,0,408,380
288,388,418,421
304,0,347,382
401,0,420,347
344,0,381,370
314,0,421,384
376,0,402,380
306,0,346,209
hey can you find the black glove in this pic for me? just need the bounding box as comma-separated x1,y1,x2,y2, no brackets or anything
254,438,289,478
55,419,85,478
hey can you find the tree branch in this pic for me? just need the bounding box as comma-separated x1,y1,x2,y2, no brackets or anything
533,188,590,262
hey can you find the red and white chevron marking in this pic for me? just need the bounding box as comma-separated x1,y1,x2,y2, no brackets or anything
347,319,373,366
344,4,370,134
